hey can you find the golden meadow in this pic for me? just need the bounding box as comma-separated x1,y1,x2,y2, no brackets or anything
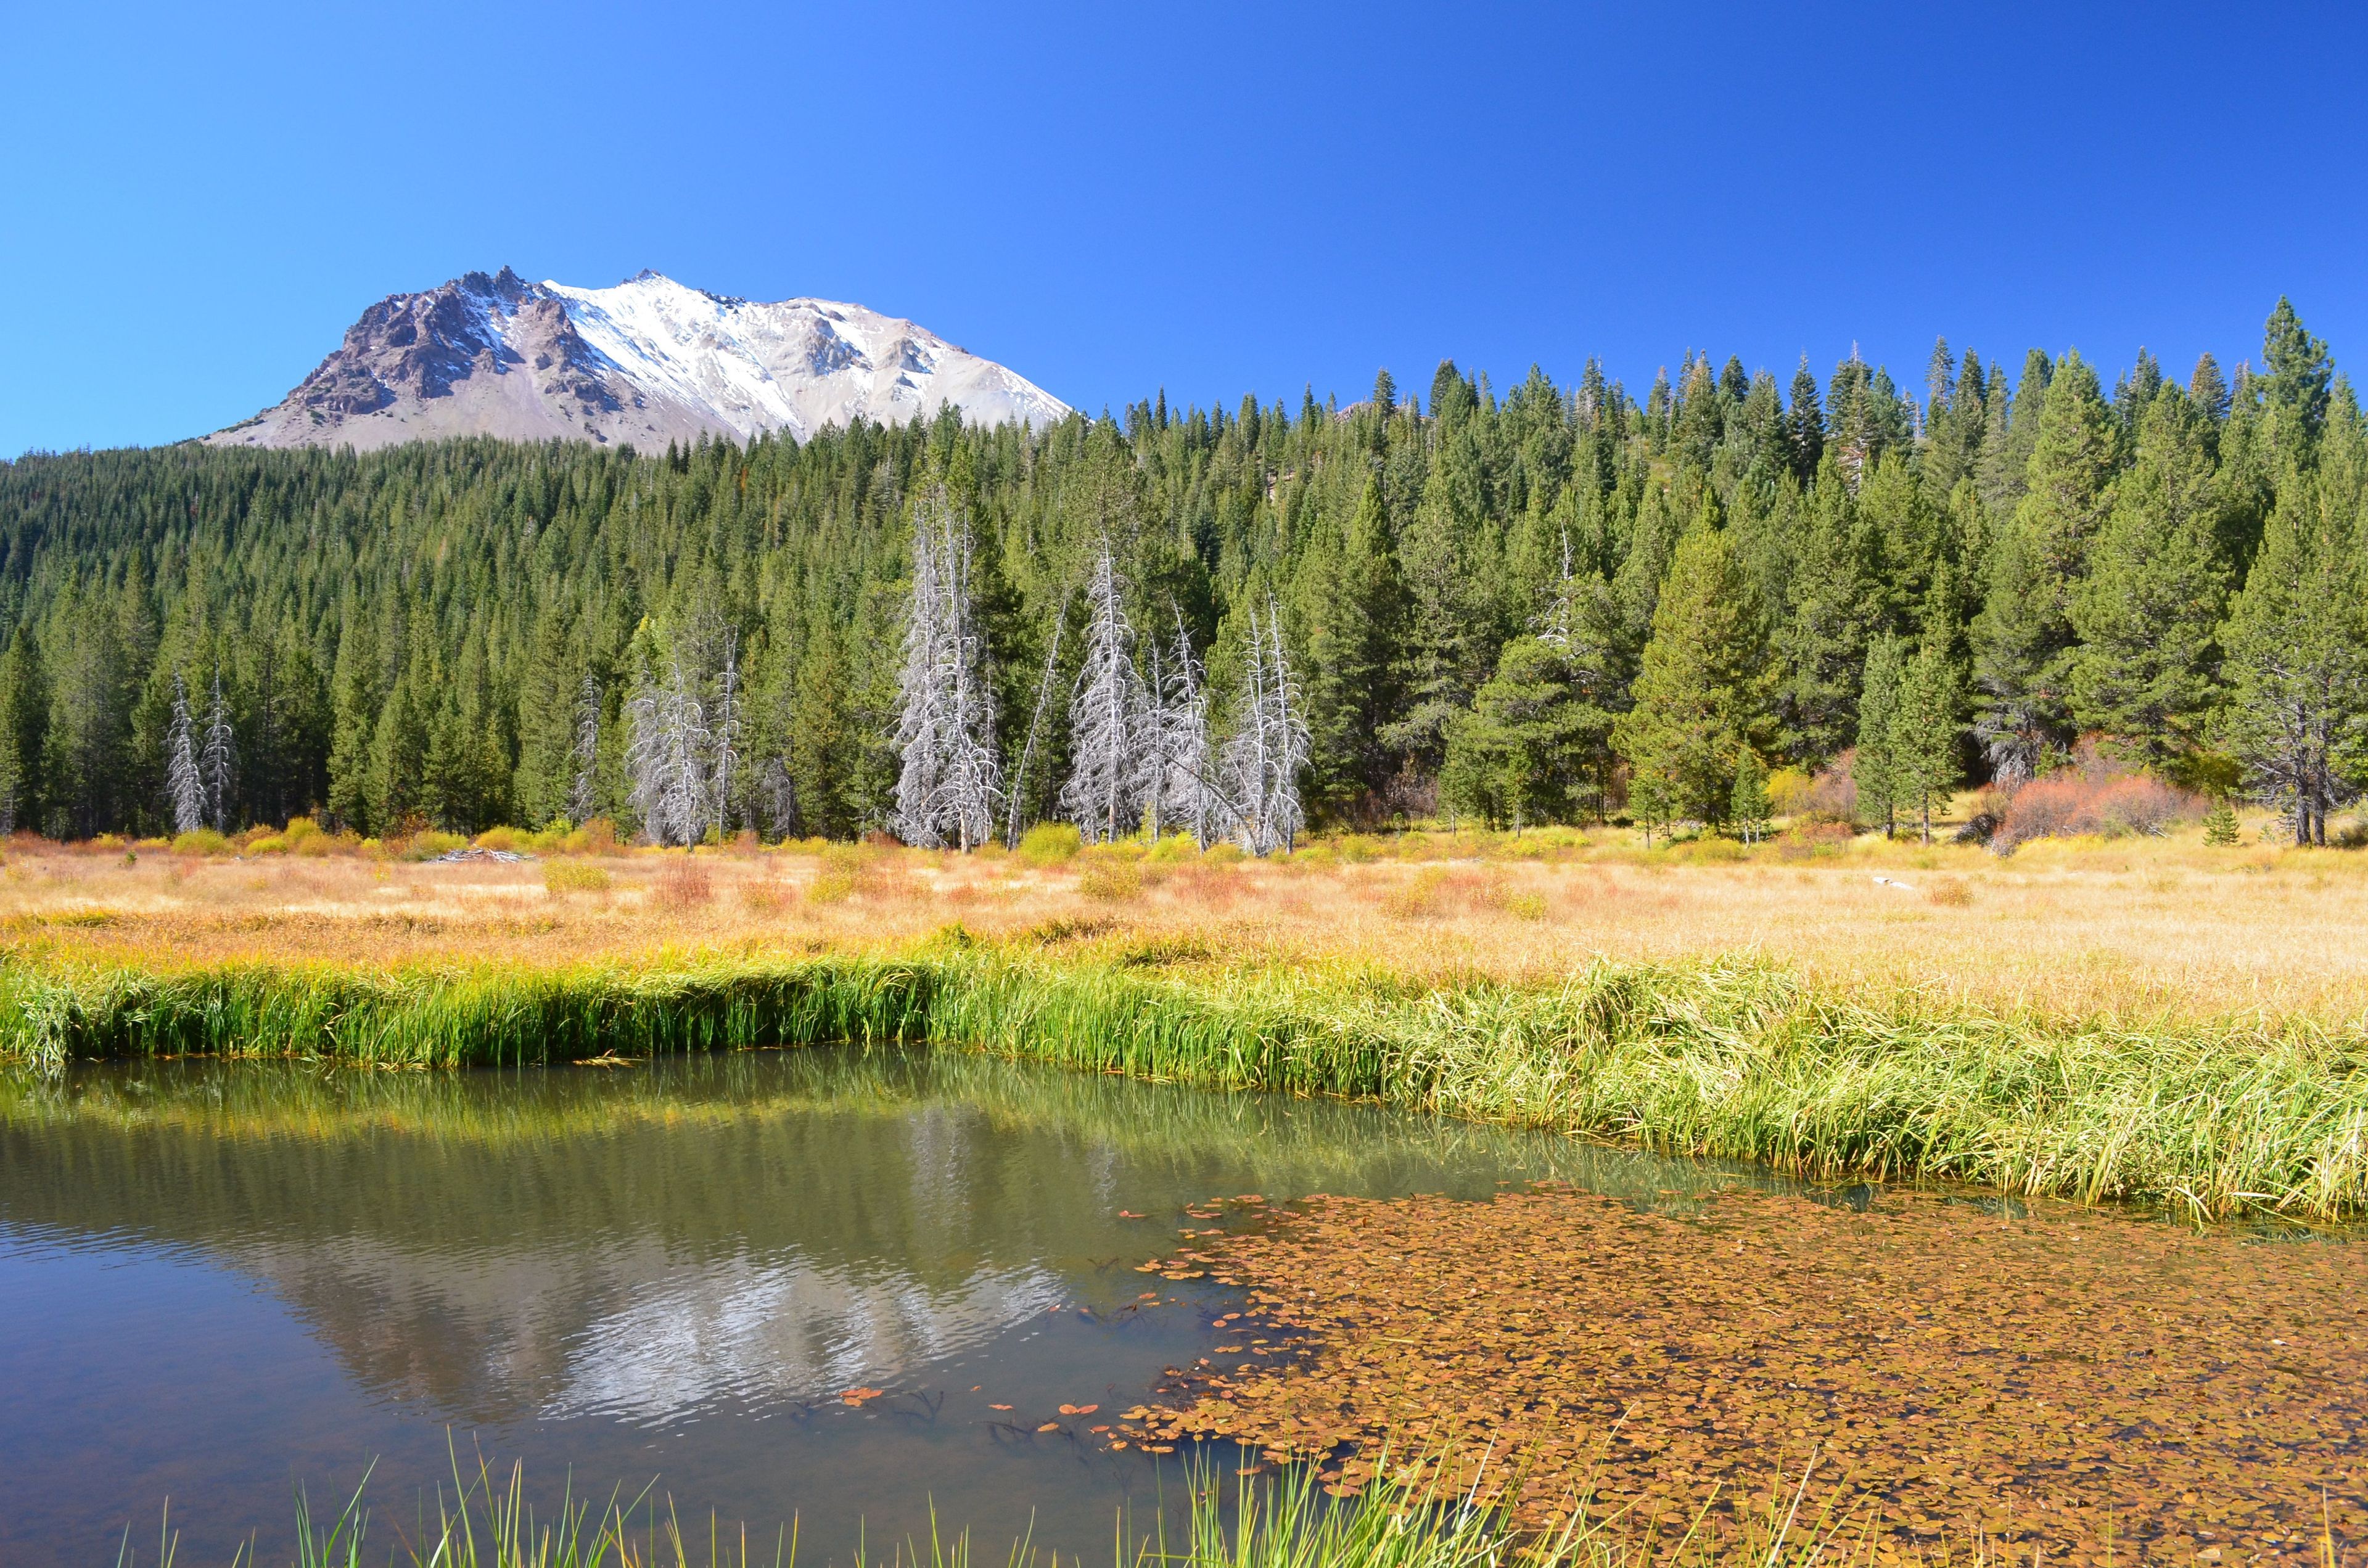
6,803,2366,1223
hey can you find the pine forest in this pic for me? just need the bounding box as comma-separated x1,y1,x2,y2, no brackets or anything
0,297,2357,850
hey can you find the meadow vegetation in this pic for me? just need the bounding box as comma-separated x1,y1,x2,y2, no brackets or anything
7,801,2368,1221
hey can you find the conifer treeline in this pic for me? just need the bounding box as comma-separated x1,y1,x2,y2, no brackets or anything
0,298,2358,845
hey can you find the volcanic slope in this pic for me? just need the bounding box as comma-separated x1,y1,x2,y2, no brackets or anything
206,268,1069,450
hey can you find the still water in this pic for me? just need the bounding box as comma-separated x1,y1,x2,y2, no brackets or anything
0,1048,1798,1567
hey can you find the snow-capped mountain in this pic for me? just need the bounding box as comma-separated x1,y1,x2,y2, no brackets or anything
206,269,1070,450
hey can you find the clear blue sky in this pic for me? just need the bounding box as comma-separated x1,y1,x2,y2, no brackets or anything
4,2,2363,454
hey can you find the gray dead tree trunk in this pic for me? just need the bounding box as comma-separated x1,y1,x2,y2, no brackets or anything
1061,545,1148,844
570,673,601,826
894,488,1001,849
1217,601,1309,855
201,668,236,832
165,673,203,834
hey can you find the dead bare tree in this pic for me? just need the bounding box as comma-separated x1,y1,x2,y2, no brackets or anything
569,673,601,825
1141,606,1213,845
627,655,712,847
713,628,741,834
1218,600,1309,855
893,488,1001,849
165,672,203,834
200,667,236,832
1061,544,1149,843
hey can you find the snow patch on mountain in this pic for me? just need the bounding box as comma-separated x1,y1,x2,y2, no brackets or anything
206,270,1067,451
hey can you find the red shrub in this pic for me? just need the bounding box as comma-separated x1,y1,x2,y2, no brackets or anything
1992,773,2201,852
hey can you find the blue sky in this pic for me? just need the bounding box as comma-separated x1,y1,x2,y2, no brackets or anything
4,2,2363,453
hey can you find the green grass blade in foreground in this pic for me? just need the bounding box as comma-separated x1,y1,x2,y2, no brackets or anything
4,951,2367,1218
133,1450,1932,1568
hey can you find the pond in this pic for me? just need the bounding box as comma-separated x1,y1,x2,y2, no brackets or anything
0,1048,1807,1567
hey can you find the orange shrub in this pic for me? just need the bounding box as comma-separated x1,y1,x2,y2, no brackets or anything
650,856,713,909
1992,773,2200,852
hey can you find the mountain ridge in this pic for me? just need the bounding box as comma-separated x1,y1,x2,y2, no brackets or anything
205,269,1069,450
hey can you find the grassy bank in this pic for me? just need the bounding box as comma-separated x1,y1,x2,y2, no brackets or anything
7,946,2366,1220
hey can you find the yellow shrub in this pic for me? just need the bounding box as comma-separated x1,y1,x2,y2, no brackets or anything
1202,842,1246,864
1146,833,1200,863
171,829,230,856
807,842,865,903
247,835,289,856
1019,823,1083,866
474,827,525,853
1078,861,1144,901
389,831,467,861
543,862,612,895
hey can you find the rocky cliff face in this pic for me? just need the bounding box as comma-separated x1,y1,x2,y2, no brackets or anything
207,269,1067,450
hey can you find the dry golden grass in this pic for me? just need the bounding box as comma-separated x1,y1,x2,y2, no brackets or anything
6,804,2366,1024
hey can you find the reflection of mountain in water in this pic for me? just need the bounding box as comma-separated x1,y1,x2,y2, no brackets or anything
0,1049,1782,1428
551,1251,1063,1425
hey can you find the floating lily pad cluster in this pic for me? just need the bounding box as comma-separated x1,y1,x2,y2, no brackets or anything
1118,1186,2367,1560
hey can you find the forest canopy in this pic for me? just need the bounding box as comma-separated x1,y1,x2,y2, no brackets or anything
0,298,2359,848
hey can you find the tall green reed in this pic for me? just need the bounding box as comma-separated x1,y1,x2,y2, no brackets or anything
6,949,2366,1219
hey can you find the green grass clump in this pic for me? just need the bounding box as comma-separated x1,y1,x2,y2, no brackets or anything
6,950,2367,1221
118,1445,1864,1568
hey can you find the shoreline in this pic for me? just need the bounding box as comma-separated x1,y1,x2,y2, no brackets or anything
7,945,2366,1221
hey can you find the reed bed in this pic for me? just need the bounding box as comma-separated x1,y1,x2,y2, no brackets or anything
9,948,2366,1220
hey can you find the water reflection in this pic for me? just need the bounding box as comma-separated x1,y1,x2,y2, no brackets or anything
0,1048,1791,1567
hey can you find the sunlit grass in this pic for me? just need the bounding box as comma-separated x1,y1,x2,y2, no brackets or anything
8,805,2368,1022
7,943,2367,1220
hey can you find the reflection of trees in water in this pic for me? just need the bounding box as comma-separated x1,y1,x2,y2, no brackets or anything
0,1049,1786,1424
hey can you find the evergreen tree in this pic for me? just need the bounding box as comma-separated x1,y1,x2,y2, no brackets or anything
1730,747,1772,845
2189,353,2231,425
2260,297,2333,462
1971,349,2116,780
1854,636,1904,837
1439,634,1600,831
1291,475,1402,815
2069,388,2230,766
1891,636,1962,845
1785,358,1826,482
0,626,46,834
514,611,581,829
1611,524,1775,826
1776,462,1881,762
2219,464,2365,845
43,581,132,839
